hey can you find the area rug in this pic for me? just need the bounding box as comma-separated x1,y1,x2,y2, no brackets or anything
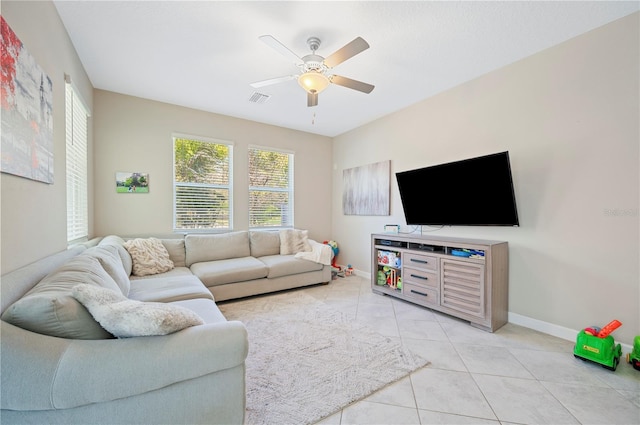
218,290,430,425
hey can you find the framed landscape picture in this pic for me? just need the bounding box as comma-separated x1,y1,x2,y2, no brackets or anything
116,172,149,193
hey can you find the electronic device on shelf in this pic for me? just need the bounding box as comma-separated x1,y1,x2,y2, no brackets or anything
380,240,403,247
416,244,438,252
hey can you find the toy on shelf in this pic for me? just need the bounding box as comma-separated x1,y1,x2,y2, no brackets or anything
626,335,640,371
573,319,623,371
377,250,401,268
378,266,400,289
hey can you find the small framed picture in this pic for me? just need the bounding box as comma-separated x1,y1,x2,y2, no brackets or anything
116,172,149,193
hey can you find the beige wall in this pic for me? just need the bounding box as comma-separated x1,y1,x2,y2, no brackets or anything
92,91,332,242
332,13,639,344
1,1,637,345
1,0,94,273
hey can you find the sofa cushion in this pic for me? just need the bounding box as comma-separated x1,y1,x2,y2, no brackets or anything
83,246,131,296
161,238,186,267
129,266,193,281
258,254,324,278
169,298,227,324
99,235,133,275
124,238,175,277
279,229,312,255
0,255,118,339
72,285,204,338
249,231,281,257
191,257,268,287
128,274,213,303
185,232,250,267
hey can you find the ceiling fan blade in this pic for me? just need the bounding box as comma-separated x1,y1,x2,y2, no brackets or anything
307,91,318,107
331,75,375,94
323,37,370,68
259,35,304,66
250,74,298,88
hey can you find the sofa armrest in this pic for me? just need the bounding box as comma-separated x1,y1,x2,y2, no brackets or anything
1,320,248,410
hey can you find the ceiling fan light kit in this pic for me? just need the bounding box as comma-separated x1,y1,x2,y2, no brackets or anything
298,71,329,94
251,35,374,107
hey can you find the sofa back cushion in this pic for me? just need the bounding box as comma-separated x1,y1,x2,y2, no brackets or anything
249,231,281,257
161,238,186,267
1,244,87,314
185,231,250,267
99,235,133,276
83,246,131,296
1,255,117,339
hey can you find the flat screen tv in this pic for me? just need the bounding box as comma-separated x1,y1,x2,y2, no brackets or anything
396,151,519,226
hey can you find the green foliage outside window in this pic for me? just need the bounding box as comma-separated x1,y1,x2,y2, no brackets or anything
249,148,293,228
174,137,231,230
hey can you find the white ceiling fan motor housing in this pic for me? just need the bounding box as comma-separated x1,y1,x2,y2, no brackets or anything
302,37,327,72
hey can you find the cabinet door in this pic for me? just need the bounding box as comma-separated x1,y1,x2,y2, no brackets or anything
440,259,485,318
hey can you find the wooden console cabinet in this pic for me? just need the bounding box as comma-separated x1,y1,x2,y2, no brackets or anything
371,233,509,332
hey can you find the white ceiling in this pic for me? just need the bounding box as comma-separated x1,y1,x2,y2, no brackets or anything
53,1,639,137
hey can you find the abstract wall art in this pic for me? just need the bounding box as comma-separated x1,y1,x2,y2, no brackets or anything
1,15,54,184
343,160,390,216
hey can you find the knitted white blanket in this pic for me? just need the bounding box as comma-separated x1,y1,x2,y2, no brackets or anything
294,239,333,266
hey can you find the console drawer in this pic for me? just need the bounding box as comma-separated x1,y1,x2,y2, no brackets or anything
403,266,438,288
404,252,438,272
404,283,438,307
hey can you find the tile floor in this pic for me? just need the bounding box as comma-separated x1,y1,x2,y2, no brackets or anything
296,275,640,425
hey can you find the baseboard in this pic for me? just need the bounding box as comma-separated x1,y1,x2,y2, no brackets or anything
349,272,632,353
509,312,632,353
508,312,577,342
353,269,370,280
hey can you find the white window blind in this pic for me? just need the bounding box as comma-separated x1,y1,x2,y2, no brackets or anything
173,135,232,230
65,81,89,243
248,146,294,228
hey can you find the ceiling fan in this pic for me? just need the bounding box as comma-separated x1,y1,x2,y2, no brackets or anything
250,35,374,107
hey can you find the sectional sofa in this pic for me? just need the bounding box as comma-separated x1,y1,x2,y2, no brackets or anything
0,230,332,424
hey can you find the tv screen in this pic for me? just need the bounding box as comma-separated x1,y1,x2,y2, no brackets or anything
396,151,519,226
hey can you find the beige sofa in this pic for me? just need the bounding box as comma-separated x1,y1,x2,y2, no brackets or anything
183,230,332,301
0,230,331,424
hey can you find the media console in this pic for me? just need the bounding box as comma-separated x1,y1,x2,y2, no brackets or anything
371,233,509,332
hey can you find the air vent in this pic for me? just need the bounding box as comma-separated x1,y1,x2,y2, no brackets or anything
248,92,271,104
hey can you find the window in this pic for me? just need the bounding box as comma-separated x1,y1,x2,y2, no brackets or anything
173,135,232,231
248,146,293,228
65,78,89,243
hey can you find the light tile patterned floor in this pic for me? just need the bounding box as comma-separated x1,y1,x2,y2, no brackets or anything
295,275,640,425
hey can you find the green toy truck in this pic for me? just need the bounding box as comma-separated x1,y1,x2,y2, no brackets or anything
573,320,622,371
626,335,640,371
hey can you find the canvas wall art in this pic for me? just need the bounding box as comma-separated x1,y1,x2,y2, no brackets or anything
116,172,149,193
1,16,54,184
343,160,390,216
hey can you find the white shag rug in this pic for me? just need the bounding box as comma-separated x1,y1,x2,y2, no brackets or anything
219,290,430,425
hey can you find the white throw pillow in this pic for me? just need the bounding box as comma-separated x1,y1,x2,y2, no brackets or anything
123,237,174,277
72,285,204,338
279,229,312,255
